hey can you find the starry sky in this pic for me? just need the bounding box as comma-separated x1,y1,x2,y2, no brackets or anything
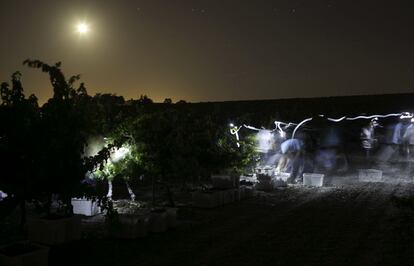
1,0,414,104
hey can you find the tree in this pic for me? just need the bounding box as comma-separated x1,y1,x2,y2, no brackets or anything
163,98,172,104
0,72,40,225
23,60,99,216
91,139,143,201
120,106,257,206
137,95,153,105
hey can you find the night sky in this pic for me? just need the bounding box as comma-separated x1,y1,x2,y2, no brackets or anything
1,0,414,104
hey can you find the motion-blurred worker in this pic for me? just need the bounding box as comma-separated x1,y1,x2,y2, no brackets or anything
377,112,412,164
314,124,348,175
0,190,7,201
275,138,304,183
403,118,414,174
392,113,412,146
360,117,380,159
403,118,414,153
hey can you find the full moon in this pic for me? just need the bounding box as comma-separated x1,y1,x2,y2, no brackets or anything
76,23,89,34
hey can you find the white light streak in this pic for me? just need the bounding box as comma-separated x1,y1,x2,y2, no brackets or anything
347,113,402,120
292,117,313,139
243,125,260,131
228,112,410,143
230,124,242,147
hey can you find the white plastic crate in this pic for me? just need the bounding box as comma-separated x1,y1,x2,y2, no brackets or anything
273,172,290,187
358,169,382,182
71,198,100,216
303,173,324,187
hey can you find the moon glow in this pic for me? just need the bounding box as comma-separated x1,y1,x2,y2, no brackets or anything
76,23,89,34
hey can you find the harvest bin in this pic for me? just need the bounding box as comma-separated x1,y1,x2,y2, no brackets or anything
358,169,382,182
303,173,324,187
256,174,273,191
106,214,147,239
273,172,290,187
71,198,100,216
27,215,81,245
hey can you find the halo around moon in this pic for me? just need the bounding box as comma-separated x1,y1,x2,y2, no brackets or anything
76,22,89,35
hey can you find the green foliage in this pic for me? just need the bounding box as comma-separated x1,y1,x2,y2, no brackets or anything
110,107,258,182
93,142,143,182
99,196,119,222
216,133,258,175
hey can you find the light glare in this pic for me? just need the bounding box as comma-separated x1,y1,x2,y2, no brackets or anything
76,23,89,34
111,146,130,162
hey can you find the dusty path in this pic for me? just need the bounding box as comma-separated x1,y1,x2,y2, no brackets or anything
51,183,414,266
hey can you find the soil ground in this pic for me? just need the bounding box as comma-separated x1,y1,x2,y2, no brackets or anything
45,181,414,266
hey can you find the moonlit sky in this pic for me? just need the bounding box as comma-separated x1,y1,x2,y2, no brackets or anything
1,0,414,104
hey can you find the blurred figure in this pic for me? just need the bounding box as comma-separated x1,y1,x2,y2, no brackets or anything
377,113,411,165
0,190,7,201
403,118,414,175
314,125,348,175
275,138,305,183
256,130,277,167
403,118,414,153
360,118,380,160
391,113,411,148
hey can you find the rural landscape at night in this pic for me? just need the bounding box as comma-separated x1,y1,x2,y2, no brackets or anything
1,1,414,265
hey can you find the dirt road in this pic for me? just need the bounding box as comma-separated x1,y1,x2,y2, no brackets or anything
51,182,414,266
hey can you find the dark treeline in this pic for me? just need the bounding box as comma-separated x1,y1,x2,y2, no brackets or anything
174,93,414,156
177,93,414,128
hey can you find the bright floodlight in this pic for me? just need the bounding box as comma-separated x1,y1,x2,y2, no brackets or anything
229,123,234,127
76,23,89,34
111,146,130,162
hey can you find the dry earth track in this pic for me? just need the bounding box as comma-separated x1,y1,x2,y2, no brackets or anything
50,182,414,266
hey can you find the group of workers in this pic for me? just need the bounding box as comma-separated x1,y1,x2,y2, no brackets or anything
265,113,414,183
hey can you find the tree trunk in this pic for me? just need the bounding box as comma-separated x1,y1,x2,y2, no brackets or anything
125,179,136,201
107,180,113,199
